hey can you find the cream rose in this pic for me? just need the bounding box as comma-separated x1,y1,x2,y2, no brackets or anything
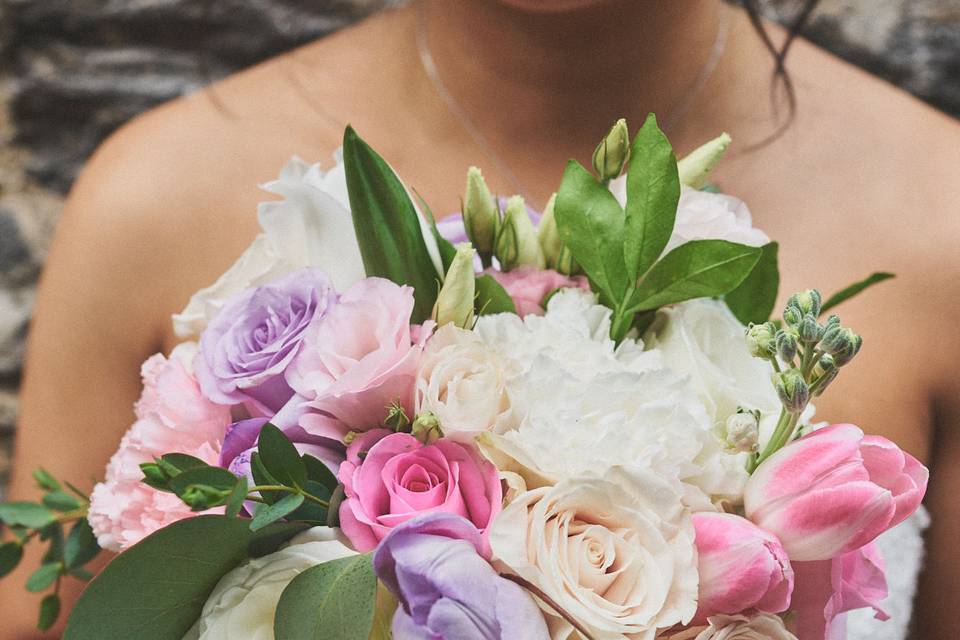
415,324,514,440
187,527,356,640
677,613,798,640
490,467,698,640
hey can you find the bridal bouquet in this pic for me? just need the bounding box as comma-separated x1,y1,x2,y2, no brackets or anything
0,116,926,640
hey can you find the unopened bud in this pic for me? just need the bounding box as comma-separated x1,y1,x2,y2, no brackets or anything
496,196,544,271
592,118,630,181
385,402,411,433
411,412,442,444
775,329,799,362
181,484,229,511
787,289,823,317
746,322,777,359
462,167,498,254
775,368,810,413
717,410,760,453
783,306,803,328
538,193,579,276
678,132,732,189
821,326,862,366
798,314,821,343
140,462,169,489
433,243,477,329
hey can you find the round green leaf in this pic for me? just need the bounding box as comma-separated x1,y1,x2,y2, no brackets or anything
0,502,56,529
38,594,61,631
26,562,62,592
0,541,24,578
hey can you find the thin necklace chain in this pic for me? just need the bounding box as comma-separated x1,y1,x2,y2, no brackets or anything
414,1,730,209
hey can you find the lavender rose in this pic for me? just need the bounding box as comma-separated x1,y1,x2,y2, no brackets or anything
195,268,336,414
373,513,549,640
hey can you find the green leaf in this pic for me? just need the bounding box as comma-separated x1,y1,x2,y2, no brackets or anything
247,522,312,558
475,274,517,316
250,493,305,532
251,452,283,505
820,272,895,315
725,242,780,324
26,562,61,592
38,593,61,631
0,541,24,578
65,516,303,640
627,240,762,313
158,453,209,476
168,466,240,498
42,490,82,513
415,188,457,272
33,469,62,492
555,160,629,303
0,502,56,529
343,126,441,323
41,523,65,564
303,455,338,493
224,475,248,518
69,567,94,582
258,423,307,489
624,113,681,281
64,519,100,570
274,554,377,640
288,480,331,524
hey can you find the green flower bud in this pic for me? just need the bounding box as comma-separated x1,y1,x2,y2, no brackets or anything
433,243,477,329
787,289,823,317
798,314,821,344
811,366,839,397
815,353,838,375
496,196,544,271
462,167,498,254
821,326,862,366
411,412,442,444
538,193,579,275
746,322,777,359
775,368,810,413
592,118,630,181
783,306,803,328
181,484,229,511
716,409,760,454
139,462,169,489
385,402,411,433
677,132,732,189
775,329,799,362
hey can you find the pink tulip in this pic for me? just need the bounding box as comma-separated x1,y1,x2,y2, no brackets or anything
692,512,794,621
744,423,927,561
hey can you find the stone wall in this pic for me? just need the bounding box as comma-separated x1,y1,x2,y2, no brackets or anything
0,0,958,495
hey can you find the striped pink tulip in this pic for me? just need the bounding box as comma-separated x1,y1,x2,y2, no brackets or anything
692,512,794,620
744,423,927,561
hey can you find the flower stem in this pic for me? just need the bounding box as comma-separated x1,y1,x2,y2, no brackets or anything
500,573,598,640
247,485,329,508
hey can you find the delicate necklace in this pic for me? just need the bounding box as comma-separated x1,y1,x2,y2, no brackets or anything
414,1,730,209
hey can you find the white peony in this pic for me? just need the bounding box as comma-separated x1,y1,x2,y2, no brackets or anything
490,467,699,640
415,324,514,440
187,527,356,640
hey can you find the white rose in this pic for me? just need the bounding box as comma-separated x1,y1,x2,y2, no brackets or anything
490,467,698,640
415,324,514,440
691,613,797,640
188,527,356,640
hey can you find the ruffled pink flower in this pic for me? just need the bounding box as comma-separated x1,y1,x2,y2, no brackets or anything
744,423,927,561
337,430,502,555
88,347,232,551
792,543,888,640
692,512,794,621
485,266,589,317
283,278,425,440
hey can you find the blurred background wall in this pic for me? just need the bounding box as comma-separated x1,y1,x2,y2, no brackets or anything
0,0,958,495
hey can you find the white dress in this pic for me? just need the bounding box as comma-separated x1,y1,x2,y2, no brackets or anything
846,507,929,640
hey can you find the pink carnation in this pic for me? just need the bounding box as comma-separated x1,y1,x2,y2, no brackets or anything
88,346,232,551
485,266,589,317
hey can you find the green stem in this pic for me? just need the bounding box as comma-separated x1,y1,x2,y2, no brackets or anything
247,485,329,508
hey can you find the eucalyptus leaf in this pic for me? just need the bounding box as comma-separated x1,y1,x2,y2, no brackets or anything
303,455,338,493
0,541,23,578
38,594,61,632
555,160,628,303
168,466,239,500
820,272,895,315
343,126,441,323
250,493,305,532
158,453,209,476
224,476,248,518
32,469,62,492
0,502,56,529
623,113,680,282
65,517,303,640
475,274,517,316
64,519,101,570
251,452,282,505
626,240,762,313
725,242,780,325
274,554,378,640
287,481,331,524
258,423,307,490
26,562,61,592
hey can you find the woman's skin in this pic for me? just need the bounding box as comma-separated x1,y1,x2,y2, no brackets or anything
3,0,959,636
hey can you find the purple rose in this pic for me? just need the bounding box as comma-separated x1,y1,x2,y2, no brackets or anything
195,268,336,415
373,513,549,640
219,417,343,485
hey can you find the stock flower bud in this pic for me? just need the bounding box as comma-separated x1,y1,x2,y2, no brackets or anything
592,118,630,181
776,369,809,413
463,167,498,254
496,196,544,271
788,289,822,317
746,322,777,359
717,410,760,454
783,306,802,328
433,243,477,329
677,132,732,189
821,326,862,366
798,314,821,344
775,330,799,362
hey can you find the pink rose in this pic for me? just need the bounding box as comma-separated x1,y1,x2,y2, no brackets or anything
791,542,888,640
88,346,232,551
485,266,589,317
692,512,794,621
337,430,502,554
744,423,927,561
284,278,426,440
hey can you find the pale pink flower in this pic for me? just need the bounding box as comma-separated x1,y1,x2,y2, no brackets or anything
744,423,927,561
485,266,589,317
88,346,232,551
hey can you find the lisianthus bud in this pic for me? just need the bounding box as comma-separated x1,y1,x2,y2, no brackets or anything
775,368,809,413
798,314,821,344
775,330,799,362
677,132,732,189
463,167,498,254
496,196,544,271
717,410,760,453
592,118,630,181
746,322,777,359
787,289,822,317
538,193,579,276
433,243,477,329
411,412,442,443
821,325,862,366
